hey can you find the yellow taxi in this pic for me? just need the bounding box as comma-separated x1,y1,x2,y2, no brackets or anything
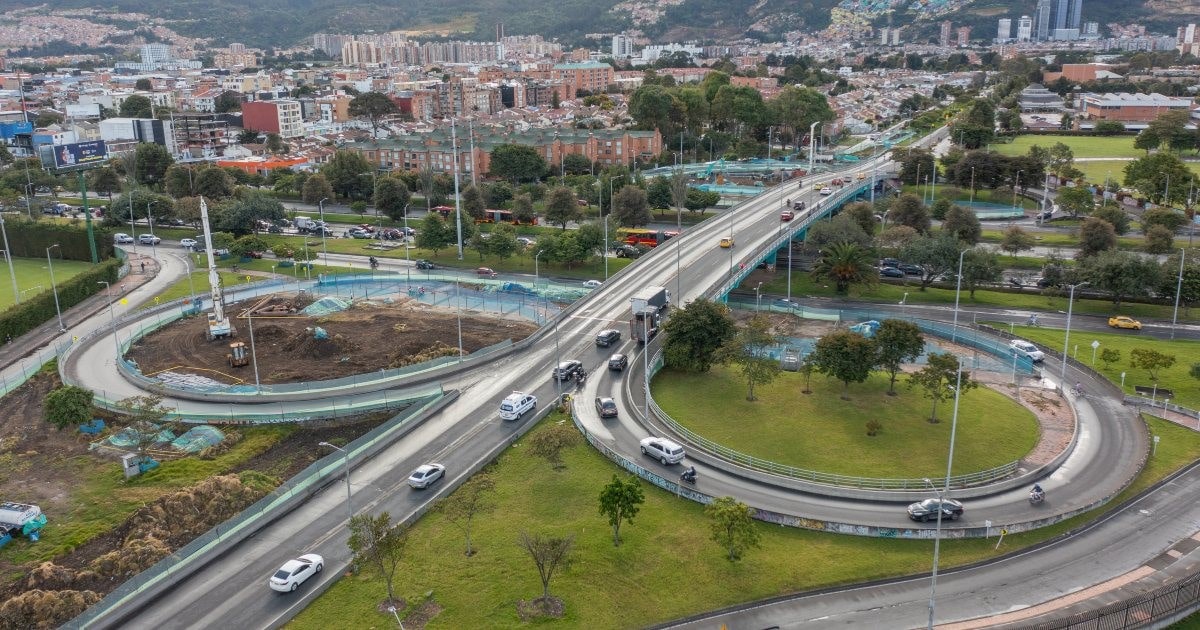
719,237,735,248
1107,316,1142,330
856,172,866,180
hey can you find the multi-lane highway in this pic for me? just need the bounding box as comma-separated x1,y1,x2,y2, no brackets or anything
65,131,1168,629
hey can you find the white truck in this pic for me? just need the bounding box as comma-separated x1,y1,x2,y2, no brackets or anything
294,216,320,232
630,285,670,344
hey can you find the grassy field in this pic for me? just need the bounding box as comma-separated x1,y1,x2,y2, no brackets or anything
978,226,1146,250
999,323,1200,409
0,257,96,313
900,184,1040,210
289,413,1200,630
653,366,1038,478
992,135,1142,159
758,272,1198,322
1070,160,1200,187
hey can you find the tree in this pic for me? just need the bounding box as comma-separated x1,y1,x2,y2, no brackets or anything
302,173,334,206
461,184,486,222
888,194,931,234
489,144,547,183
518,531,574,601
526,423,579,470
134,78,153,91
597,475,644,546
999,225,1036,258
134,143,174,186
415,213,452,255
114,394,173,453
373,176,411,220
646,176,672,209
900,233,961,290
348,92,398,138
437,474,496,556
843,202,877,237
215,191,286,236
810,329,876,399
1145,225,1175,254
893,148,936,185
960,249,1002,298
489,223,520,261
1100,348,1121,370
662,298,737,373
1094,120,1126,135
1081,249,1159,306
716,314,781,401
512,193,536,224
811,242,877,294
1145,109,1194,152
230,234,268,258
1140,207,1188,234
214,91,242,113
1091,205,1130,235
322,150,373,200
1055,186,1094,218
1157,252,1200,315
942,205,981,244
1077,217,1117,258
347,512,407,605
195,167,235,200
1124,152,1192,205
873,320,924,396
89,167,122,198
804,214,872,251
543,186,580,230
612,184,650,227
1130,348,1176,383
705,496,760,562
119,94,153,118
1047,142,1075,176
908,352,977,423
44,385,94,430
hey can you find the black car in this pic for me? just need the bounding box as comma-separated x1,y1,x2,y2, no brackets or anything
907,498,964,522
608,353,628,371
595,397,618,418
553,360,584,381
595,329,621,347
898,263,923,276
415,259,436,270
880,258,901,268
880,266,905,278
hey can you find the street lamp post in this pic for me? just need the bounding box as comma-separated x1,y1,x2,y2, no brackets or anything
951,247,967,342
46,244,64,332
455,272,464,360
1059,282,1090,389
0,216,20,304
401,203,412,287
807,121,821,177
317,198,329,269
605,175,625,280
246,309,262,393
1012,170,1023,212
1171,248,1185,340
534,249,545,285
97,281,119,357
926,359,964,630
755,282,763,311
969,167,976,205
318,442,354,524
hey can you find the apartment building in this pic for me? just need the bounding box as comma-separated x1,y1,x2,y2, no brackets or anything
241,99,304,138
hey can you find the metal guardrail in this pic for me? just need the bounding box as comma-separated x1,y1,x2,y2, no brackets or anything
643,350,1018,490
1015,567,1200,630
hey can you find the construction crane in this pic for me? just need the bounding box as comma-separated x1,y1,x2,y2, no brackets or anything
199,197,234,340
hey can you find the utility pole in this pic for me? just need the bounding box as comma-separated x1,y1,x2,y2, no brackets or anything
451,118,463,260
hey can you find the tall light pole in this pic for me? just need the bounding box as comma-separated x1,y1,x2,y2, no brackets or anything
951,247,967,342
455,271,464,360
401,203,411,287
969,166,976,205
807,121,821,177
97,281,119,357
534,249,545,285
318,442,354,524
0,216,20,305
246,309,262,393
1059,281,1090,389
46,244,64,332
755,281,763,311
1012,170,1023,212
926,359,964,630
317,197,329,269
606,174,625,280
1171,248,1185,340
451,118,464,260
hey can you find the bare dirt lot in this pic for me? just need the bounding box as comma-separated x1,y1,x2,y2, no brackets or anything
126,295,539,385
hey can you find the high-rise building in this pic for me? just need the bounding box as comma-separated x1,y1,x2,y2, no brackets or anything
939,21,952,47
140,44,171,65
1054,0,1082,32
1179,24,1199,56
611,33,633,58
997,18,1012,41
956,26,971,46
1067,0,1083,30
1035,0,1052,40
879,27,890,46
1017,15,1033,42
891,27,901,46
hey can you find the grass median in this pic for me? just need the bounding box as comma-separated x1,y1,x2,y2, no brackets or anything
0,257,95,313
288,412,1200,629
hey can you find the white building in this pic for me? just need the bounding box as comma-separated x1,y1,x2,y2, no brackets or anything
997,18,1012,42
1017,16,1033,42
611,33,633,58
140,44,171,65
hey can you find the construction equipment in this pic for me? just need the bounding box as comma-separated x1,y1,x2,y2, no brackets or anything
227,341,249,367
199,197,234,340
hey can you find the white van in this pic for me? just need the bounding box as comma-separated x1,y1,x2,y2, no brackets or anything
499,391,536,421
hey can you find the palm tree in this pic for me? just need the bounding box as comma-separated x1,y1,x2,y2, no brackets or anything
811,242,877,294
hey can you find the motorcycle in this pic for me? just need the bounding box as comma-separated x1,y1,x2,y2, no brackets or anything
680,466,697,484
1029,489,1045,505
368,257,379,270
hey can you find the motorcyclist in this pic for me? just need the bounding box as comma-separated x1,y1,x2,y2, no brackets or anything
368,256,379,269
1027,313,1039,326
681,466,697,482
1031,484,1044,500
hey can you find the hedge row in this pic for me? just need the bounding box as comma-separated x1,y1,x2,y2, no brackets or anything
0,255,120,342
1,218,114,261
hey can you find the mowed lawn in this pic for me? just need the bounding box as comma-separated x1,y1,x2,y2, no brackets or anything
1070,159,1200,187
0,257,96,312
652,366,1038,478
289,414,1200,629
1002,324,1200,409
992,135,1142,159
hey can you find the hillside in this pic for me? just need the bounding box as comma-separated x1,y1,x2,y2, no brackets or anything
0,0,1194,49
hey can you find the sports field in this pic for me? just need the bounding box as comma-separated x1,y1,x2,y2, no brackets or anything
993,135,1141,159
0,257,96,312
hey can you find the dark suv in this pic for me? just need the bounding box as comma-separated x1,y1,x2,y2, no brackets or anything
415,259,436,270
608,353,628,371
552,360,584,381
595,329,621,347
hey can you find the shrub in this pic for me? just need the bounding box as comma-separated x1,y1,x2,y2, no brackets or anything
0,257,120,341
865,419,882,436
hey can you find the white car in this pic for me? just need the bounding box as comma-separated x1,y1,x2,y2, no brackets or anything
138,234,161,245
582,279,602,289
1009,339,1045,363
113,233,134,244
640,437,685,465
819,187,833,196
268,553,323,592
179,238,198,249
407,463,446,489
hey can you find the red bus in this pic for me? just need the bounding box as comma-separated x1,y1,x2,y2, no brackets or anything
476,209,539,226
616,228,677,247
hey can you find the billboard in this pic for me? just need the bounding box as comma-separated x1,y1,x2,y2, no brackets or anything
52,140,108,170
